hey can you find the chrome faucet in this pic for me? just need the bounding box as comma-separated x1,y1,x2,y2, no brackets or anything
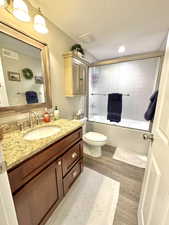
29,111,40,128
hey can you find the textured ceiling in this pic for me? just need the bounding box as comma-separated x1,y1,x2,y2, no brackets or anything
30,0,169,60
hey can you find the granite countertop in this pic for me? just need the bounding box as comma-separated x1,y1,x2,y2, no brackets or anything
1,119,83,170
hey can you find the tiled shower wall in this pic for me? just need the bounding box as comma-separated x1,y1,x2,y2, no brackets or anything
89,57,160,121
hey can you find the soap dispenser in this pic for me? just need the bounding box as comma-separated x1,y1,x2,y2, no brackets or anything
54,106,60,120
43,108,50,122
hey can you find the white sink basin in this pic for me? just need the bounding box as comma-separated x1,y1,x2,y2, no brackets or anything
24,126,61,141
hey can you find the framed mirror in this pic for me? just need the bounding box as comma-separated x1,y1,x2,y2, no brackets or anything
0,22,52,114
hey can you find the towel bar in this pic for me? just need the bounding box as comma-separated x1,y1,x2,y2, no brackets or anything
91,93,130,96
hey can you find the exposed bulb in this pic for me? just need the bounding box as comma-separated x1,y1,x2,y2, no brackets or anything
34,14,48,34
0,0,7,7
13,0,30,22
118,45,126,53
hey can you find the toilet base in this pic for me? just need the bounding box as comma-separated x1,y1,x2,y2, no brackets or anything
84,143,102,158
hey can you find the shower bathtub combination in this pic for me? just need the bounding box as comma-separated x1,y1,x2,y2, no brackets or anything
87,55,162,167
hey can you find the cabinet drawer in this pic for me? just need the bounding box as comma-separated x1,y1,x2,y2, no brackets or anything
8,128,82,193
62,141,82,176
63,161,81,195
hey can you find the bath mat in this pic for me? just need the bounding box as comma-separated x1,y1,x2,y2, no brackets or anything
113,147,147,168
45,167,120,225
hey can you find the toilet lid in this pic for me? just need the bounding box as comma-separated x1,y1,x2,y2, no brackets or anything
84,132,107,142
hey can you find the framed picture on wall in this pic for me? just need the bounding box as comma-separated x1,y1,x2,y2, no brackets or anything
8,71,21,81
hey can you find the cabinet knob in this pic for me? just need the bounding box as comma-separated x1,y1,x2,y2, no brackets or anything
58,161,62,166
72,171,77,178
72,152,78,159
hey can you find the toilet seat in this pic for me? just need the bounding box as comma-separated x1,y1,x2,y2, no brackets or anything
83,132,107,142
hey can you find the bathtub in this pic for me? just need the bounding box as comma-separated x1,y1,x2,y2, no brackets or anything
89,115,150,131
87,116,150,156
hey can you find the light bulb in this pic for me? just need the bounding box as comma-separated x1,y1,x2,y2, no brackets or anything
118,45,126,53
34,14,48,34
0,0,7,7
13,0,30,22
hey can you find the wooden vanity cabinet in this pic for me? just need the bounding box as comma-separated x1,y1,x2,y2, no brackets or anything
8,128,83,225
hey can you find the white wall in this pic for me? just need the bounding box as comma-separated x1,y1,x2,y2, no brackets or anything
89,58,160,121
87,121,150,155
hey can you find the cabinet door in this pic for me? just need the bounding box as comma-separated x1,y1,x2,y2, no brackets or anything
79,64,87,95
13,159,63,225
72,61,87,95
72,61,80,95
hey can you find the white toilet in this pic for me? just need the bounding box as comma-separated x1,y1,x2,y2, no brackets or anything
80,118,107,157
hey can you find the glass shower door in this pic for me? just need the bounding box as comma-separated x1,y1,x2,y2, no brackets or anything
88,57,161,131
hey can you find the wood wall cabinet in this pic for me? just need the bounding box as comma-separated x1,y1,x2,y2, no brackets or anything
63,51,88,97
8,128,83,225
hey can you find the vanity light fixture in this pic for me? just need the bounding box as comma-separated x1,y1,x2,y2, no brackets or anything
13,0,30,22
118,45,126,53
1,1,48,34
33,8,48,34
0,0,7,7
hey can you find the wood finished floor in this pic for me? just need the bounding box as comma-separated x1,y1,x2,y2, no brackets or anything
84,145,145,225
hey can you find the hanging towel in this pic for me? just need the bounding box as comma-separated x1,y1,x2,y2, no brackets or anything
107,93,122,122
25,91,38,104
144,90,158,121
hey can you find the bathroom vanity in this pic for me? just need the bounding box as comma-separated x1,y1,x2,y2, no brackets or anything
5,125,83,225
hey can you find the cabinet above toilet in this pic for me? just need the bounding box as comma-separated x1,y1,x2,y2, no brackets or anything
63,51,89,97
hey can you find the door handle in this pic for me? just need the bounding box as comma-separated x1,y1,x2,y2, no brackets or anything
143,133,154,142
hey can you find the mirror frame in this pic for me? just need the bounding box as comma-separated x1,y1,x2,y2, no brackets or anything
0,22,52,114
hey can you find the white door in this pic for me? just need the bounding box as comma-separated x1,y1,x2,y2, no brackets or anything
138,33,169,225
0,144,18,225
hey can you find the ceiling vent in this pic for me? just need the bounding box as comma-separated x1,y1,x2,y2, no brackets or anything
2,48,19,60
78,33,95,44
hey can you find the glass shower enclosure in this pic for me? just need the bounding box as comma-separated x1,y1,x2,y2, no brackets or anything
88,57,161,131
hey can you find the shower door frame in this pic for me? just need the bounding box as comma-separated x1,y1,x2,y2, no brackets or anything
87,51,164,132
